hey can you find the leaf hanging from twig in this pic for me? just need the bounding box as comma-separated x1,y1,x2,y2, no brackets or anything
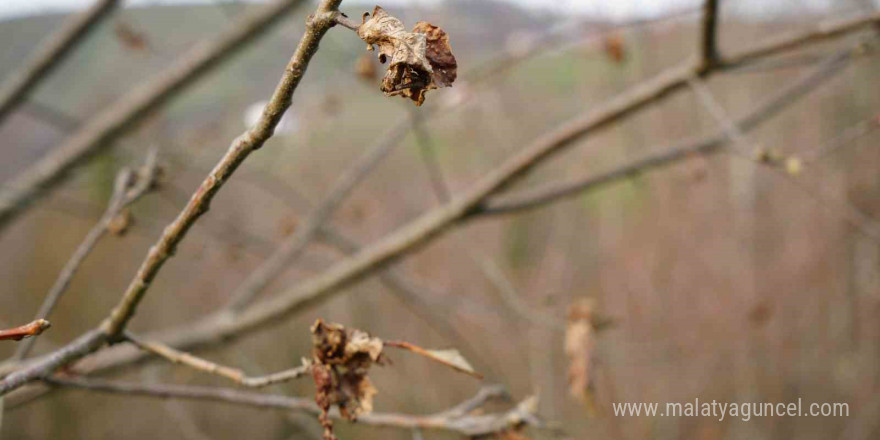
356,6,457,106
385,340,483,379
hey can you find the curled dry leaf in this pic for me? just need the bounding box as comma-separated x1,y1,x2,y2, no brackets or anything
385,341,482,379
357,6,457,106
564,298,595,403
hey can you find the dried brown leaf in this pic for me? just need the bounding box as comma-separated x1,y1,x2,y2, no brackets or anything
309,319,387,438
564,298,595,403
357,6,456,106
385,341,482,379
412,21,457,88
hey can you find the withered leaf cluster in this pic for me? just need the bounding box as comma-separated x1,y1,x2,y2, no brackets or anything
308,319,482,440
310,319,385,440
356,6,457,106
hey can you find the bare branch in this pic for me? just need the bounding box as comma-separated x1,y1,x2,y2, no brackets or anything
0,0,309,230
99,0,343,338
45,378,538,437
0,0,343,397
0,0,121,125
478,42,867,215
13,150,159,360
721,10,880,68
700,0,721,70
333,13,361,31
0,320,51,342
126,333,312,388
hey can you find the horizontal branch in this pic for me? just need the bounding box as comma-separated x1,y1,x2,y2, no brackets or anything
0,0,121,125
0,0,308,229
45,378,533,437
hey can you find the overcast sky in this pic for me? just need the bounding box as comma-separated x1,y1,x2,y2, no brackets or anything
0,0,875,21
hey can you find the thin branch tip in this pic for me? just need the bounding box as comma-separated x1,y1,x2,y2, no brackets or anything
0,319,51,342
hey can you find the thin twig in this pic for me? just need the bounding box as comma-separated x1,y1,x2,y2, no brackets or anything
410,108,452,204
13,150,160,361
0,320,51,342
686,72,880,241
479,261,565,332
802,113,880,163
0,0,121,125
0,0,342,397
45,378,538,437
0,0,309,230
126,333,312,388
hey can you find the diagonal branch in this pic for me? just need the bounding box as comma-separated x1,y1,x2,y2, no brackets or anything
0,0,121,125
0,0,309,230
721,10,880,68
479,261,565,332
0,0,343,397
477,42,868,215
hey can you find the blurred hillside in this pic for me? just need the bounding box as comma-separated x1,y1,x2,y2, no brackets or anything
0,1,878,440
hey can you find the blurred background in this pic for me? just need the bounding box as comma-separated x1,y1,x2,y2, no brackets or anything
0,0,878,439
